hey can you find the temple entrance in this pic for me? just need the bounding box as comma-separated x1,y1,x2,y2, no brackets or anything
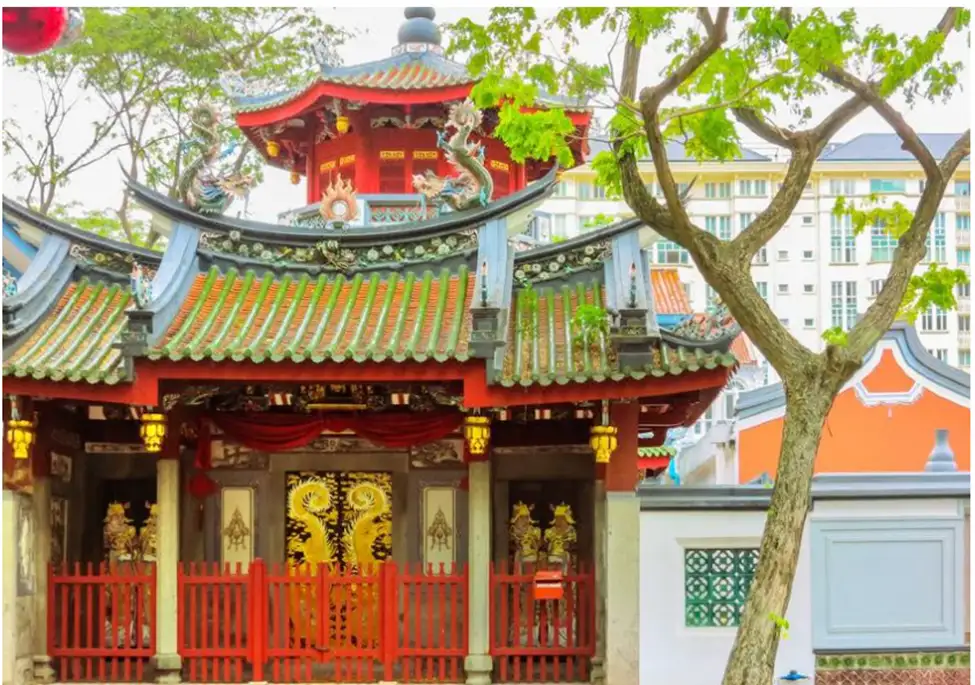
507,480,587,567
284,471,392,671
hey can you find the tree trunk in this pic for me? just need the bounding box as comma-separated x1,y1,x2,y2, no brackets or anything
721,364,843,685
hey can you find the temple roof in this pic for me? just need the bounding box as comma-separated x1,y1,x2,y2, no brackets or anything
3,172,741,412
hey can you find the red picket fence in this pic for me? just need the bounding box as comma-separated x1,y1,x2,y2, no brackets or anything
489,561,596,683
48,562,156,682
177,560,468,683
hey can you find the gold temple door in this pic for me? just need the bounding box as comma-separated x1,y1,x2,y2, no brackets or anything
285,472,392,648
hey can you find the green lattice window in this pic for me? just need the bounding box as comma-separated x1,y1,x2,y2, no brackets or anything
684,548,759,627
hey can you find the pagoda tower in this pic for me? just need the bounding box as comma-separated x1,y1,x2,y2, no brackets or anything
223,7,592,227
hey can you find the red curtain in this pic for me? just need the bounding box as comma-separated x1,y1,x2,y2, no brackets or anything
188,411,464,499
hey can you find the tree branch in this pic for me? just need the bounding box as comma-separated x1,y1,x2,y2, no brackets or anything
730,107,801,148
845,130,971,360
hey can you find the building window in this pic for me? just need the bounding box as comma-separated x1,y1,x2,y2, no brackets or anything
578,183,592,200
754,247,768,265
682,282,693,302
959,282,971,298
553,215,568,239
684,548,759,628
804,318,815,328
959,249,971,265
920,306,948,332
830,281,858,330
928,348,949,362
870,221,898,262
869,178,907,194
738,179,768,197
777,283,789,295
870,278,886,298
654,240,690,265
779,317,790,326
706,285,718,307
829,178,856,196
925,213,947,263
592,184,607,200
959,350,971,367
803,284,815,294
705,216,733,240
554,181,571,197
739,213,754,232
802,249,814,260
959,314,970,332
755,281,768,302
957,180,971,197
958,214,971,230
705,182,731,199
830,214,856,263
801,215,814,226
777,249,789,261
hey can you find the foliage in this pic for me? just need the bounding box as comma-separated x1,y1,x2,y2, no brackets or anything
571,303,610,347
447,8,970,684
516,284,539,339
47,201,157,249
582,213,617,229
4,8,349,242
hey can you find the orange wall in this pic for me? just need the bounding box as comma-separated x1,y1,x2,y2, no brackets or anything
738,352,970,482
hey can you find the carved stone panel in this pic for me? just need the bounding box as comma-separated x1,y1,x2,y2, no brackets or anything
220,487,254,570
423,486,456,571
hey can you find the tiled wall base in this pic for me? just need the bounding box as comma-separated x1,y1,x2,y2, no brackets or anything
816,651,970,685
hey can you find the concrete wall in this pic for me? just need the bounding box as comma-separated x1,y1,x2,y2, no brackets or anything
638,470,970,685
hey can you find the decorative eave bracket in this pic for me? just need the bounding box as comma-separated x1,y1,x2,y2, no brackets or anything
468,218,509,359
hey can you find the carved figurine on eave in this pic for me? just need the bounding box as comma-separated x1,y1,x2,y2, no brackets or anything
412,98,494,211
177,104,254,215
130,262,152,309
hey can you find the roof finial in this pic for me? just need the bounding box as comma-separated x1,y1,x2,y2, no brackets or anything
924,429,958,473
394,7,442,55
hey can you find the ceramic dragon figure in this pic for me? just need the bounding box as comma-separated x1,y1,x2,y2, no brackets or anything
412,99,494,211
177,105,253,215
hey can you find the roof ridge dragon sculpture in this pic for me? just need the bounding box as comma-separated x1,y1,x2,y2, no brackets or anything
177,104,254,215
413,98,494,211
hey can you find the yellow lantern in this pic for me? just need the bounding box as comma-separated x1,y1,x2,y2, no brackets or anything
590,425,618,464
266,139,280,158
290,170,301,185
464,415,491,457
140,413,167,453
335,115,350,135
6,417,34,460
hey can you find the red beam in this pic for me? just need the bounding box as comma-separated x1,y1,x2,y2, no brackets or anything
2,377,157,406
136,358,469,384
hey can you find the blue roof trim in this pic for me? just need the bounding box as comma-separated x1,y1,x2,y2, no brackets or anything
736,322,971,420
819,133,970,162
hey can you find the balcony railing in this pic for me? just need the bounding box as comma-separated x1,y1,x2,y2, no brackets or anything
960,331,971,349
956,196,970,213
957,228,971,248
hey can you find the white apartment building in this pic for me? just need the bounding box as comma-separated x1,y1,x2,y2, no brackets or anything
535,133,972,381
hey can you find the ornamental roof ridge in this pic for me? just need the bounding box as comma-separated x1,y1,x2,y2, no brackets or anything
125,165,558,251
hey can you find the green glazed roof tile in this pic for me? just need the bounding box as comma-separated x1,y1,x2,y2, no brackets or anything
148,266,474,364
2,278,129,384
498,279,738,387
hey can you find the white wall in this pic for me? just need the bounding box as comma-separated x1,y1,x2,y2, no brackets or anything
639,508,814,685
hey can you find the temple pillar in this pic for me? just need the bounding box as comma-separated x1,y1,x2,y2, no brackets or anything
589,474,607,685
602,402,640,685
154,454,181,683
32,464,55,684
464,459,492,685
3,489,17,685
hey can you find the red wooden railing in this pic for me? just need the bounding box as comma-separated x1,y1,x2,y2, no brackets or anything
52,559,594,683
178,560,468,683
489,561,596,683
49,562,156,683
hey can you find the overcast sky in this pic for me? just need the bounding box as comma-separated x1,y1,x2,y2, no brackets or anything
2,7,970,223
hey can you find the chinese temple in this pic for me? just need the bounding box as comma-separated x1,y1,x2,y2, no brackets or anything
1,9,741,685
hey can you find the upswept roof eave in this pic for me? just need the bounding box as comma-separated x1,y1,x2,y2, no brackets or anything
2,197,162,266
125,165,559,249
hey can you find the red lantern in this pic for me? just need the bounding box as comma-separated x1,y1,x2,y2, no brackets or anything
3,7,68,56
